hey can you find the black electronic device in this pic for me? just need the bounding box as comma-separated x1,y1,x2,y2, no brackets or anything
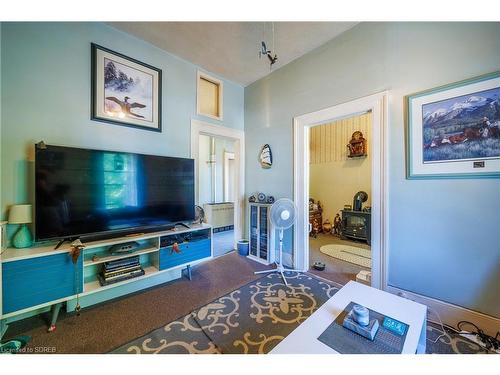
312,261,325,271
109,241,140,255
98,255,145,286
35,144,195,242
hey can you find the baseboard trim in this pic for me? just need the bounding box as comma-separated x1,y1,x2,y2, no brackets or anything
385,285,500,337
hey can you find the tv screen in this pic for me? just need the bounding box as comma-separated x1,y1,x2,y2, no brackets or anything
35,144,195,241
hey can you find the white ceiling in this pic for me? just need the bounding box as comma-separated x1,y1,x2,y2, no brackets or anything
109,22,358,86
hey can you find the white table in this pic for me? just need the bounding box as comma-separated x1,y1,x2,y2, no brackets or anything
271,281,427,354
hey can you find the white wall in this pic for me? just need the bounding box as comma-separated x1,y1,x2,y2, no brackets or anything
245,22,500,318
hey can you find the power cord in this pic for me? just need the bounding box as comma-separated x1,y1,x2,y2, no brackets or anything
457,320,500,352
426,308,451,344
397,292,498,353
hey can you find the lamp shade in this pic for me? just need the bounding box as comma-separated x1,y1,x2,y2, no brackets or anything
8,204,32,224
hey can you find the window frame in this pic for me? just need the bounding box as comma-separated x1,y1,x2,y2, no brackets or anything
196,71,224,121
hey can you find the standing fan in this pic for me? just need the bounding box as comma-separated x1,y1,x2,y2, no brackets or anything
254,198,302,285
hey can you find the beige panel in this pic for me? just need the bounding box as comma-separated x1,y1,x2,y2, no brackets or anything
199,77,220,117
320,125,325,164
310,113,371,164
325,123,331,163
311,127,318,163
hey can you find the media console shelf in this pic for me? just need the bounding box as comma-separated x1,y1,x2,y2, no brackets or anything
0,224,212,339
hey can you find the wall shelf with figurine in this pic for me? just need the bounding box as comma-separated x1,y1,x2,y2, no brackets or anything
347,131,368,158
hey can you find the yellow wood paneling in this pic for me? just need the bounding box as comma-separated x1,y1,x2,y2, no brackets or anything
199,77,220,117
309,113,371,164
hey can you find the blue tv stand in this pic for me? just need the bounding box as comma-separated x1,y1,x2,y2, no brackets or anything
0,224,212,339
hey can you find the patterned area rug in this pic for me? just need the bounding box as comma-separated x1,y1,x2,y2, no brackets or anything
320,244,371,268
113,273,338,354
112,273,489,354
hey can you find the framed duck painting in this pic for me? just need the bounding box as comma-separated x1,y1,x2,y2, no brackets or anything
91,43,162,132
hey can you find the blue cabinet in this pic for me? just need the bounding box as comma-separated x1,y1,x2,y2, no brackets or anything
2,252,83,314
159,239,211,270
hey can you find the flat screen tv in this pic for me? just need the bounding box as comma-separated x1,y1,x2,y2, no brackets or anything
35,144,195,242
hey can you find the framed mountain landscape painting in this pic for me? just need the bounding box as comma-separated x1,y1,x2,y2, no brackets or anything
91,43,162,132
406,71,500,179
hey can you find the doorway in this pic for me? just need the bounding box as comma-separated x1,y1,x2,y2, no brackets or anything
293,92,388,289
308,113,372,285
198,135,236,256
191,120,245,258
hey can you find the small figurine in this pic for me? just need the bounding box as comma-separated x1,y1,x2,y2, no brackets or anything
333,213,342,236
312,221,321,237
347,131,367,158
70,239,85,264
171,242,181,254
309,198,315,211
322,219,332,233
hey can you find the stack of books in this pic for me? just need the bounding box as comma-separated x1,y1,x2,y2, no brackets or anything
98,255,145,286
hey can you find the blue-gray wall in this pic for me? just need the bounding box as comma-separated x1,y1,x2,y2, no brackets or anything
1,22,244,222
245,22,500,317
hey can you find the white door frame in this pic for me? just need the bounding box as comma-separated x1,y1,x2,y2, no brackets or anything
223,151,235,202
293,92,389,289
191,119,245,247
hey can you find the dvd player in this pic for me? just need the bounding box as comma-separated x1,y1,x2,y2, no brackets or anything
109,241,140,255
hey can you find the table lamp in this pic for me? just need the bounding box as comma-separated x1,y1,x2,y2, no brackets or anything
8,204,33,249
